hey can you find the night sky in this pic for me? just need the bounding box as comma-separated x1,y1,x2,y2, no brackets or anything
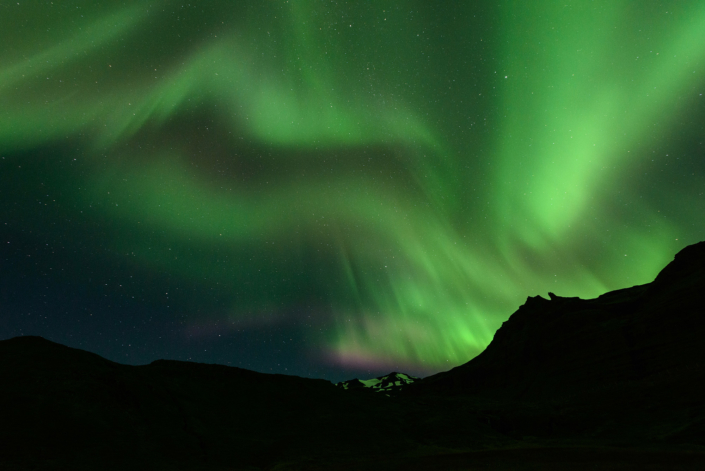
1,1,704,384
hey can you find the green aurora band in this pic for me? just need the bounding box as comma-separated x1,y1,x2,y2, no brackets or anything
2,1,704,372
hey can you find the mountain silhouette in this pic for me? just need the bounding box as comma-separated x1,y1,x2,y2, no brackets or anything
1,242,704,469
407,240,705,401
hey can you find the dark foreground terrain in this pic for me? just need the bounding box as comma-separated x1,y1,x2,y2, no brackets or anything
1,241,704,470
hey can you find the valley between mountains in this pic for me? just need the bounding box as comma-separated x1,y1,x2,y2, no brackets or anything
2,242,704,470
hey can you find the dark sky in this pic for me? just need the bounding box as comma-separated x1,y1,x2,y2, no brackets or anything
1,1,704,384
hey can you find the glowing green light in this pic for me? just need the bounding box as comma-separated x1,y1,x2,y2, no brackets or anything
2,1,704,372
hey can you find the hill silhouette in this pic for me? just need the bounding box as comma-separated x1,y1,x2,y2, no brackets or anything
1,242,704,469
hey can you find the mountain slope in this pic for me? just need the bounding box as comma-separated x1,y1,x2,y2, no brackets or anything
402,241,705,446
0,336,446,470
406,241,705,400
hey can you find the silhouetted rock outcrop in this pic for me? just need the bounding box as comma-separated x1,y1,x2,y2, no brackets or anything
402,242,705,448
407,241,705,403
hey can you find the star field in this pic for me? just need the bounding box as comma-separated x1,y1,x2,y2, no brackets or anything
1,1,704,383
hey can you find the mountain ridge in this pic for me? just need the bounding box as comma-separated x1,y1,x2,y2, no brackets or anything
1,241,704,469
403,241,705,401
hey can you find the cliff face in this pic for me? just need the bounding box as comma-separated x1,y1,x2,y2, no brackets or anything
407,241,705,406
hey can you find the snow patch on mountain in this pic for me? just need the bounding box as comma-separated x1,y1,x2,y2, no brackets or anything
336,372,420,395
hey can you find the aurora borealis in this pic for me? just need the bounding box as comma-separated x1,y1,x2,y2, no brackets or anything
1,1,704,383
